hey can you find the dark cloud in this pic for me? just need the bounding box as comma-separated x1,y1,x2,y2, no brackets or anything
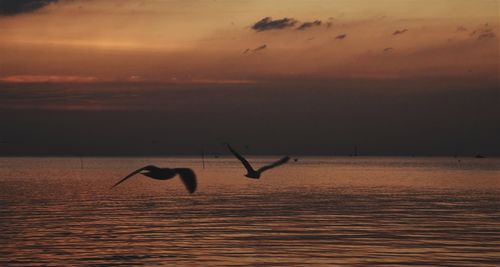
335,34,347,40
0,0,59,16
243,44,267,53
1,80,498,156
252,44,267,52
477,32,496,41
252,17,297,32
393,29,408,35
297,20,322,31
470,25,496,41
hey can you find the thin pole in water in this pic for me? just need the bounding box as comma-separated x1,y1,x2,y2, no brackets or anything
201,146,205,169
80,155,84,169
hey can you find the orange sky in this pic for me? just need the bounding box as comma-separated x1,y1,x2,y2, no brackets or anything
0,0,498,83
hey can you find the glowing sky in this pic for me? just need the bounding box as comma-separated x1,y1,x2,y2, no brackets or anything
0,0,498,156
0,0,498,82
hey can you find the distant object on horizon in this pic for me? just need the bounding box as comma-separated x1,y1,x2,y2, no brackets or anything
294,158,299,162
111,165,197,193
349,145,359,157
79,156,84,169
226,144,290,179
475,154,486,159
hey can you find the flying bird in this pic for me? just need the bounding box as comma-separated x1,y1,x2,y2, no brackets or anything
227,144,290,179
383,47,394,52
111,165,197,193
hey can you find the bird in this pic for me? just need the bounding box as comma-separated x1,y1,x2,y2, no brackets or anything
111,165,197,193
226,144,290,179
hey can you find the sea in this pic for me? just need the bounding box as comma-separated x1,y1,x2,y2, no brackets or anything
0,157,499,266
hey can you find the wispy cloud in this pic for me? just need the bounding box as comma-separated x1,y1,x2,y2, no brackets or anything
335,34,347,40
297,20,322,31
470,24,496,41
0,75,98,83
477,32,496,40
243,44,267,53
393,29,408,35
252,44,267,52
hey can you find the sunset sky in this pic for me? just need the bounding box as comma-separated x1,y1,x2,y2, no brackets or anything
0,0,498,156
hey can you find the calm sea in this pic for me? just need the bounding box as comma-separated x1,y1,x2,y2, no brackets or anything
0,157,499,266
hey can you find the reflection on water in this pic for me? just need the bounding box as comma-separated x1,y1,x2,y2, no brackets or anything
0,157,499,266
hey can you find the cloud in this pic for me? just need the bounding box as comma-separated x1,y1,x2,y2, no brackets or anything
470,25,496,41
0,75,98,83
477,32,496,41
243,44,267,53
252,17,297,32
252,44,267,52
0,0,59,16
393,29,408,35
335,34,347,40
297,20,322,31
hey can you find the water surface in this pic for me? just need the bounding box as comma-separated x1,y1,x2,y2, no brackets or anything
1,157,499,266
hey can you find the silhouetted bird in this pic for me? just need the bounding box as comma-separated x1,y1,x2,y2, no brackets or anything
227,144,290,179
111,165,197,193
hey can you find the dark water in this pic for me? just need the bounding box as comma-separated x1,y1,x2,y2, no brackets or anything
0,157,499,266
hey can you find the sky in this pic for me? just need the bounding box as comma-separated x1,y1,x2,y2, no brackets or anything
0,0,498,156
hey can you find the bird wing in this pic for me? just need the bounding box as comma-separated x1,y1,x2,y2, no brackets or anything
257,156,290,173
227,144,255,173
111,165,155,189
174,168,197,194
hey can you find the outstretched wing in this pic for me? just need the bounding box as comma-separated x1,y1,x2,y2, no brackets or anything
174,168,197,194
257,156,290,173
227,144,255,173
111,165,155,189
